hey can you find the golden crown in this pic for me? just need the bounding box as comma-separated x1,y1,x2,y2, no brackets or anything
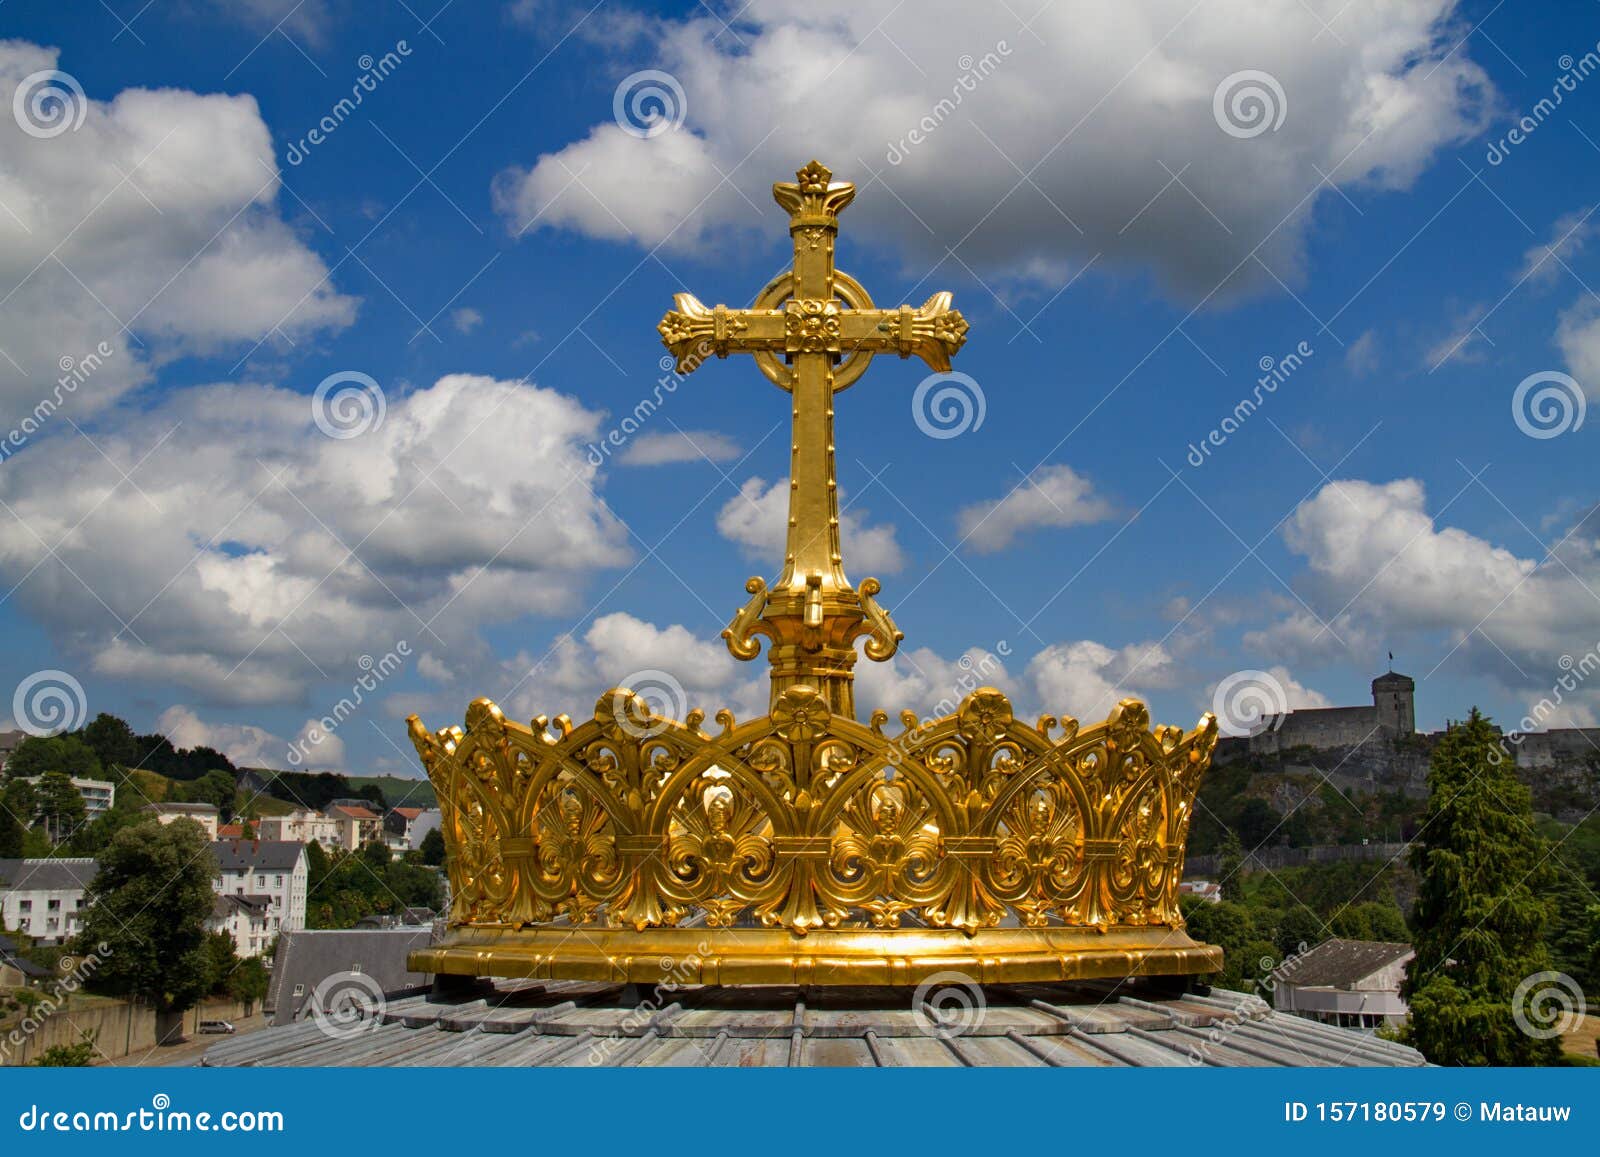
406,163,1221,986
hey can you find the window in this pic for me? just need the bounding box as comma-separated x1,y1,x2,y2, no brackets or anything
18,900,30,912
293,984,305,996
275,875,284,886
350,963,363,974
47,899,60,911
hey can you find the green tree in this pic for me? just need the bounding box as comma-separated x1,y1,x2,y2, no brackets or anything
35,769,87,843
31,1034,97,1066
419,826,445,866
227,956,270,1006
75,819,217,1015
80,713,139,770
1403,710,1562,1066
1217,831,1246,902
6,735,102,781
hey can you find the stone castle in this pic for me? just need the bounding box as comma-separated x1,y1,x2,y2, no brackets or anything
1245,671,1416,756
1219,670,1600,817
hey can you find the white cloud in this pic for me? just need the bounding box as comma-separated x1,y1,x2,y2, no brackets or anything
1026,638,1178,721
496,3,1489,298
716,476,905,574
0,43,356,424
156,704,345,770
0,374,630,706
1518,207,1597,287
208,0,333,47
619,428,741,466
956,465,1115,553
1265,478,1600,711
495,612,767,724
451,307,484,334
1556,299,1600,398
854,644,1018,719
1344,330,1380,377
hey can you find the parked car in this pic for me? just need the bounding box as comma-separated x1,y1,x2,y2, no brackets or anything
197,1020,236,1035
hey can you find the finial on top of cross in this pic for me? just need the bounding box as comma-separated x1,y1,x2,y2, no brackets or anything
656,162,971,719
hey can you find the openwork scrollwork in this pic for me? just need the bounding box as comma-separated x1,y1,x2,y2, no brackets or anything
408,685,1218,937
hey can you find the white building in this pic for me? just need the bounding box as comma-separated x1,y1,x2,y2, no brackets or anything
384,806,440,853
143,802,220,839
324,802,383,852
209,841,308,957
19,775,116,820
1273,938,1414,1031
0,858,98,945
256,808,342,850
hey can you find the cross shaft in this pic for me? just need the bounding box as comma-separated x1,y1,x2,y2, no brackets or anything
658,161,969,718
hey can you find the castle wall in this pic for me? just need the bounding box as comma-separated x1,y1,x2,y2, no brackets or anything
1250,706,1383,755
1508,728,1600,769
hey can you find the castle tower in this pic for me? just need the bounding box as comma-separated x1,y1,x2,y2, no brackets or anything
1372,670,1415,735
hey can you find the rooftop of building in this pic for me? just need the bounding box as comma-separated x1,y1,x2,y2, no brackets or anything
1371,671,1415,689
1276,939,1414,988
264,927,435,1025
210,840,306,873
144,801,220,815
326,803,380,820
0,857,99,892
206,979,1428,1068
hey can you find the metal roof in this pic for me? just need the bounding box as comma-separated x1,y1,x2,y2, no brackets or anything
210,840,305,873
1276,939,1414,988
0,857,99,892
205,980,1427,1068
264,927,435,1025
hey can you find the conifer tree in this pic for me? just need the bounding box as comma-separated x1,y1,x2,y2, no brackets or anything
1404,710,1562,1065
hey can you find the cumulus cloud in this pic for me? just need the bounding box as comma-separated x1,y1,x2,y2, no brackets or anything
618,428,741,466
496,612,767,722
854,643,1019,719
157,704,345,770
496,2,1489,298
0,42,356,425
1026,638,1179,721
957,464,1116,553
451,307,484,334
716,476,905,574
0,374,630,706
1264,478,1600,709
1556,299,1600,398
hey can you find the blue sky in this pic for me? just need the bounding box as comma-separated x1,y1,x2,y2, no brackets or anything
0,0,1596,777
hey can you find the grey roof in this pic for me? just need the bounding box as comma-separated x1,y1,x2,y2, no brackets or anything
264,928,435,1026
210,840,305,873
1372,671,1414,688
0,857,99,892
205,980,1427,1068
212,894,272,919
0,947,49,980
147,802,219,815
1277,939,1413,988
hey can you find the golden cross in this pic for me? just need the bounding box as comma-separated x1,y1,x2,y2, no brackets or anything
658,161,970,719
